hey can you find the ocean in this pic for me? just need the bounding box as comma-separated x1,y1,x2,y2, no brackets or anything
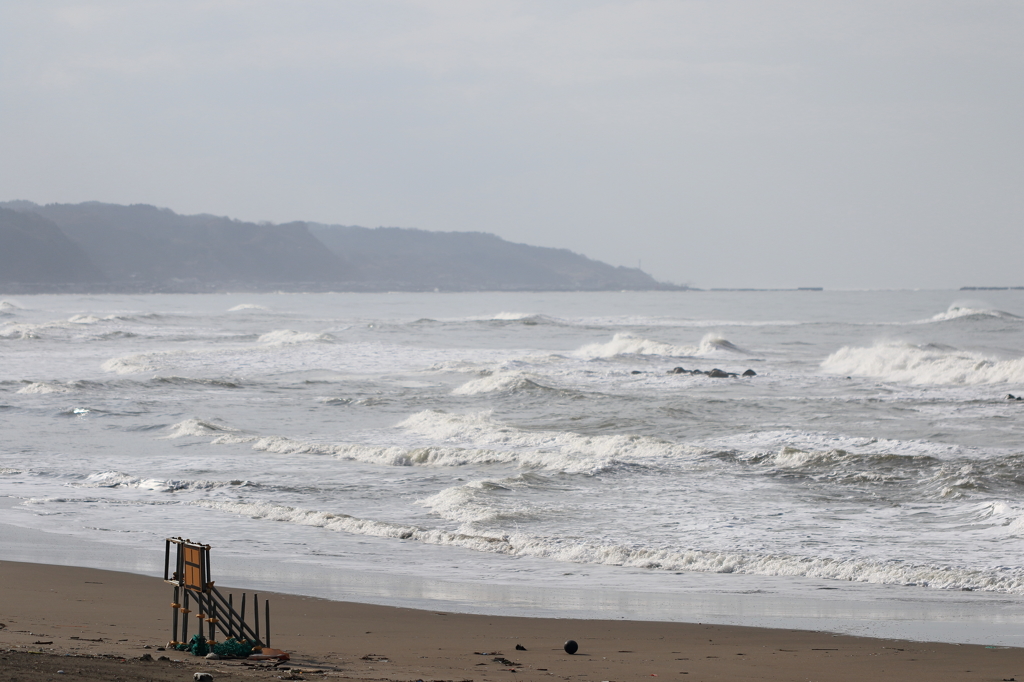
3,290,1024,643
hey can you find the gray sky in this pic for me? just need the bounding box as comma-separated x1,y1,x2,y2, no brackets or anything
2,1,1022,289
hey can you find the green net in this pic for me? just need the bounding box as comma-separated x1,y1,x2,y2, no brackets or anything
175,635,258,658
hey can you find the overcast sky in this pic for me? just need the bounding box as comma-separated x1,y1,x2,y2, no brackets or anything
2,1,1021,289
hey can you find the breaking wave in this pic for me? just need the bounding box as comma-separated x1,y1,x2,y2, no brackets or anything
17,381,74,394
452,371,556,395
162,418,240,439
821,342,1024,385
72,470,253,492
257,329,334,345
210,432,612,474
102,353,163,374
488,312,563,325
228,304,270,312
574,332,747,359
196,499,1024,594
922,304,1022,324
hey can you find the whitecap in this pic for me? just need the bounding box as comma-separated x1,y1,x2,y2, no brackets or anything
821,342,1024,385
161,418,239,439
257,329,334,344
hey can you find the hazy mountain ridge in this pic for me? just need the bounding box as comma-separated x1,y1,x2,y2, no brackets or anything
0,201,679,292
0,207,108,285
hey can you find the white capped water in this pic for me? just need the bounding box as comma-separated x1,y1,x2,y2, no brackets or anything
2,290,1024,639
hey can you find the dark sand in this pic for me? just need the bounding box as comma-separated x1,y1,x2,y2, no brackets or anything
3,560,1023,681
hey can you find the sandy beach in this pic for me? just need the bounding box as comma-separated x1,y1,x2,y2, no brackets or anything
3,560,1023,682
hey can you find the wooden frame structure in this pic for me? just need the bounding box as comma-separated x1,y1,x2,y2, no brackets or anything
164,537,271,648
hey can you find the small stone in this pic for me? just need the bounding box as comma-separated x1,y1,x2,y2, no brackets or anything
205,653,221,660
194,673,214,682
139,653,154,661
515,644,527,651
159,656,171,661
742,369,756,377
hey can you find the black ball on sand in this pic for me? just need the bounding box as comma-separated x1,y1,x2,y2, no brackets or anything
564,640,579,655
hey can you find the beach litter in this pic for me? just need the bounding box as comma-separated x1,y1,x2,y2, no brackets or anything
564,640,579,655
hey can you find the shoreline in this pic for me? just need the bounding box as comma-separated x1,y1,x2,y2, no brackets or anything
3,559,1024,682
4,514,1024,647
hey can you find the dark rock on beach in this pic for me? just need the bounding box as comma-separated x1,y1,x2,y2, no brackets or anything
742,369,757,377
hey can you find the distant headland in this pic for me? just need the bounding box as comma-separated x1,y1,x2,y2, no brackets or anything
0,201,685,294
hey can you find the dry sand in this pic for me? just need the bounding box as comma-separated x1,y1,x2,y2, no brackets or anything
2,559,1023,682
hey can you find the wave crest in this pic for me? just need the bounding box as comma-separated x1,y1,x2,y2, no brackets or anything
452,371,554,396
821,342,1024,385
197,499,1024,594
257,329,334,345
923,304,1022,323
162,418,239,439
574,332,746,359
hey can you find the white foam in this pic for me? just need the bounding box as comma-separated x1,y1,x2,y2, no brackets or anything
72,470,246,492
102,353,162,374
68,314,104,324
452,371,550,395
0,300,23,310
16,382,73,394
491,312,536,321
212,433,557,470
257,329,334,344
398,410,691,471
196,499,1024,594
922,304,1021,323
0,322,57,339
228,304,270,312
573,332,747,360
162,418,239,439
821,342,1024,385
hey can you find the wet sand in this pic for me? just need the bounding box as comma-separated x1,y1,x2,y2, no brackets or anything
2,559,1023,681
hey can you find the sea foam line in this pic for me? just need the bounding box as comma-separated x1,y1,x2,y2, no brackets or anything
194,499,1024,594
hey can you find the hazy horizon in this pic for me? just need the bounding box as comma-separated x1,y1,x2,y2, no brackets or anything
2,2,1021,290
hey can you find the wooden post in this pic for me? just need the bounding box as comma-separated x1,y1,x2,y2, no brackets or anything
265,599,271,647
209,597,218,644
240,593,246,637
181,590,190,644
253,594,260,647
197,591,205,640
227,593,235,639
171,586,180,645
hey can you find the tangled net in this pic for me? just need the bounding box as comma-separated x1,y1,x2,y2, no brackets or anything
175,635,259,658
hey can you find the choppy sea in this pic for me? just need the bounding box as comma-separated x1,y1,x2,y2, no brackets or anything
3,290,1024,643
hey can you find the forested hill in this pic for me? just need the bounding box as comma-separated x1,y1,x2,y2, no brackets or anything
0,201,680,293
